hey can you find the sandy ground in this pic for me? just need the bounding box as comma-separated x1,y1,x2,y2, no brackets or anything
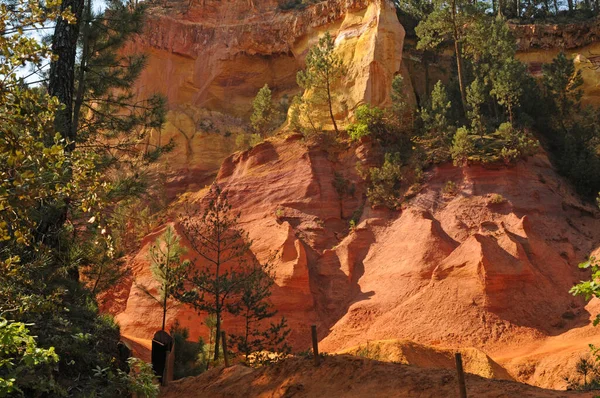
159,355,597,398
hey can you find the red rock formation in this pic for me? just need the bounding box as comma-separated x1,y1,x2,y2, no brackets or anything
110,0,600,389
113,132,600,388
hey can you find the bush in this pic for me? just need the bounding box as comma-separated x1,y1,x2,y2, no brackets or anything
0,318,59,396
564,347,600,391
489,194,506,204
451,127,475,165
367,153,403,209
170,321,207,380
332,172,355,198
450,123,538,165
278,0,320,11
442,180,458,196
347,105,386,141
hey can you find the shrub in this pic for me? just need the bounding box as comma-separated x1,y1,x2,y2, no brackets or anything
170,321,207,380
347,105,386,141
489,194,506,204
278,0,318,10
563,347,600,391
332,172,355,198
367,153,403,209
442,180,458,196
451,127,475,165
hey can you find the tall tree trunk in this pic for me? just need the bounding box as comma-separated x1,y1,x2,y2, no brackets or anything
451,0,467,114
72,0,92,139
567,0,574,12
424,56,430,103
554,0,559,14
213,233,221,362
326,81,339,134
214,305,221,362
49,0,85,148
42,0,84,280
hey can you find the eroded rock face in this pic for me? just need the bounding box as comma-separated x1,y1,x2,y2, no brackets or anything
111,2,600,389
131,0,404,115
113,133,600,388
513,18,600,106
125,0,409,177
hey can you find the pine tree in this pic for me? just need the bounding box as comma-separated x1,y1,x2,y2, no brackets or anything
297,31,346,134
490,58,527,123
250,84,275,136
415,0,475,113
138,227,189,331
228,264,290,362
177,185,254,363
0,3,160,394
418,81,454,163
542,52,584,123
48,0,85,145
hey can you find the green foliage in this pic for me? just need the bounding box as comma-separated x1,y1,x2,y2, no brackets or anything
121,357,159,398
228,265,291,363
417,81,454,163
542,52,584,122
250,84,276,136
348,105,386,141
391,75,413,129
490,58,528,123
0,1,167,396
571,257,600,325
367,153,404,209
138,227,189,331
564,346,600,391
450,127,475,165
170,321,207,379
176,186,290,365
332,172,356,199
297,31,346,134
442,180,458,195
489,194,506,204
538,53,600,199
450,123,538,165
0,318,59,396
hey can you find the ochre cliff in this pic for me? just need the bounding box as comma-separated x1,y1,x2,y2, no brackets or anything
126,0,409,177
114,132,600,389
513,18,600,106
109,1,600,391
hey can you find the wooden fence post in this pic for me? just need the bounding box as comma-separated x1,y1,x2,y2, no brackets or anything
311,325,320,366
221,331,230,368
455,352,467,398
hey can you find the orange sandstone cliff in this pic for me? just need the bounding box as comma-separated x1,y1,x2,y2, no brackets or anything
109,0,600,390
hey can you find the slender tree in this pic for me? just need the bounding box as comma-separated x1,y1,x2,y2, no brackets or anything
177,185,253,362
138,227,189,331
228,264,290,362
415,0,473,113
48,0,85,145
297,31,346,134
250,84,276,136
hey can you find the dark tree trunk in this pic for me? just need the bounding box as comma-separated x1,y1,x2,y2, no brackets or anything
451,0,467,114
44,0,84,281
48,0,85,148
72,0,92,139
